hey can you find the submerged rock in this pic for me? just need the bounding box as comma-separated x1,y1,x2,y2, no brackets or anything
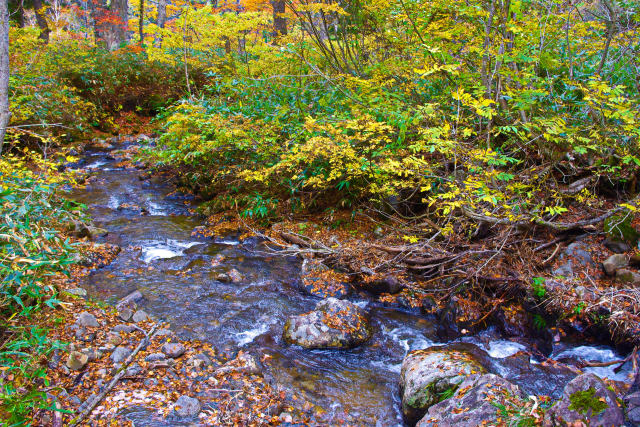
300,258,350,298
417,374,524,426
283,298,372,349
545,373,624,426
400,346,486,423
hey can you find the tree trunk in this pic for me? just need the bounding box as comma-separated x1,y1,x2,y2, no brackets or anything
32,0,50,43
90,0,109,46
0,0,10,153
271,0,286,39
138,0,144,45
110,0,128,50
157,0,166,28
154,0,165,47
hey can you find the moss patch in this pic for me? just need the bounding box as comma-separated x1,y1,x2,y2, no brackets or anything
568,388,608,415
604,213,639,244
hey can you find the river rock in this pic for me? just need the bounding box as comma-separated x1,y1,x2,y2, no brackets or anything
112,324,136,333
111,346,132,364
66,351,89,371
603,254,629,276
106,332,122,346
70,251,93,266
228,269,243,283
400,346,486,423
145,352,166,362
283,298,372,349
66,287,88,297
81,347,101,362
173,395,201,418
625,391,640,425
188,353,213,369
215,272,231,282
116,290,143,310
76,312,99,328
300,258,350,298
545,373,624,426
118,307,133,321
417,374,524,426
125,362,143,376
604,237,631,254
364,275,403,295
132,309,149,323
553,242,596,278
70,221,108,240
162,342,186,358
616,268,640,285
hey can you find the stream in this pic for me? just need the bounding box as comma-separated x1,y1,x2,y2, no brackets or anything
69,137,633,426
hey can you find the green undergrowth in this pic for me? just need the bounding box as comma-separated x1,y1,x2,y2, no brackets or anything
0,155,84,424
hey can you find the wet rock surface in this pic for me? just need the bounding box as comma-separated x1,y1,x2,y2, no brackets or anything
283,297,372,349
417,374,524,426
400,346,486,423
545,373,624,426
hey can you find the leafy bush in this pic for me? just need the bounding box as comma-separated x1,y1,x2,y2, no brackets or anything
0,153,81,423
61,46,207,117
148,0,640,227
9,29,101,141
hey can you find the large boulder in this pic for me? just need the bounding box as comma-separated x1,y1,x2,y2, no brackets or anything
545,373,624,426
283,298,372,349
400,346,486,424
417,374,524,426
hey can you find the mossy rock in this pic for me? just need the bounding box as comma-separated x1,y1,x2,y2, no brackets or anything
604,213,639,245
545,373,623,426
568,388,608,415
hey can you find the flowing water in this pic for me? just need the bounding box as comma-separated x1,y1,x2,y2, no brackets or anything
69,139,633,426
